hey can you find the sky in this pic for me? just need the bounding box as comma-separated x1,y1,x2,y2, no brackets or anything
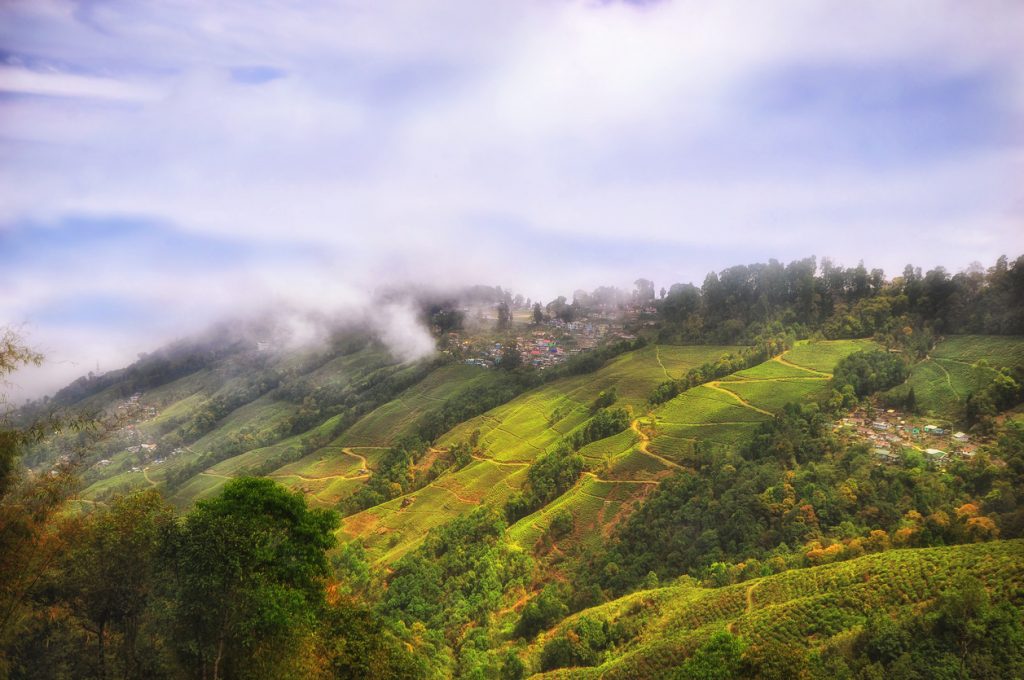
1,0,1023,400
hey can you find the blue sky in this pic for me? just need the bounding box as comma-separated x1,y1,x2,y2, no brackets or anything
1,0,1022,398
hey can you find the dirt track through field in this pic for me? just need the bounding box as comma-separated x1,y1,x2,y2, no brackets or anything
704,383,774,417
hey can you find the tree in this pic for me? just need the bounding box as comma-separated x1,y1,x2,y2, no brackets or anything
532,303,545,325
496,302,512,331
166,477,338,679
672,631,746,679
499,341,522,371
60,490,175,679
0,330,82,674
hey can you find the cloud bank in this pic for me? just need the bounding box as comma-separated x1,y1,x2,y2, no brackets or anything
1,0,1022,398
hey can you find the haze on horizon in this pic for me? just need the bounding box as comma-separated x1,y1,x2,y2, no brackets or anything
1,0,1023,400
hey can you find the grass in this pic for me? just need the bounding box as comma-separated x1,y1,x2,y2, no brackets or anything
438,345,742,461
340,364,496,447
887,335,1024,419
931,334,1024,366
521,539,1024,679
188,397,297,455
338,458,530,563
655,385,769,425
782,338,881,373
506,474,658,551
721,378,829,413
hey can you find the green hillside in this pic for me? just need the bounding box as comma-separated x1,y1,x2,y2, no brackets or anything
521,540,1024,679
888,334,1024,419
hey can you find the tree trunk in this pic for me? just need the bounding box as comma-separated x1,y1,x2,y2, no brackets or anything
212,635,225,680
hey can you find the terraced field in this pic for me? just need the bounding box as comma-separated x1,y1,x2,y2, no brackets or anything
887,334,1024,419
781,338,880,373
339,363,496,447
342,340,889,562
340,345,740,560
647,339,878,461
522,540,1024,679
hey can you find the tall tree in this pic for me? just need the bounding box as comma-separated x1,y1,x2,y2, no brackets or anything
166,478,338,680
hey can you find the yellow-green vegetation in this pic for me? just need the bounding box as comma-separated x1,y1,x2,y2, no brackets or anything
721,378,830,413
890,335,1024,419
932,334,1024,366
438,345,741,461
522,540,1024,679
507,473,660,551
340,345,739,561
781,338,881,373
339,364,496,447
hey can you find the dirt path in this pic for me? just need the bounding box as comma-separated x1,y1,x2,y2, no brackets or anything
655,346,672,380
705,383,774,417
773,354,831,377
271,471,367,482
745,581,758,613
727,582,759,634
341,447,369,470
435,485,478,505
719,376,827,384
142,466,157,486
470,453,530,467
495,590,534,618
631,419,684,470
931,359,960,400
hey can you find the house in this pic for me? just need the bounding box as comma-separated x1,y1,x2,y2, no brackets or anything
871,421,890,431
924,448,948,463
874,448,900,464
952,432,969,443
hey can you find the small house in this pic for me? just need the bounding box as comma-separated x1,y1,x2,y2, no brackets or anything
874,448,900,464
952,432,969,443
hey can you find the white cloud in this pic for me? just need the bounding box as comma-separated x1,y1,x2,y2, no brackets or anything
1,0,1023,397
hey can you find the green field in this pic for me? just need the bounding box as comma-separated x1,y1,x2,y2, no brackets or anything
340,364,495,447
720,378,830,413
887,335,1024,419
931,334,1024,366
521,540,1024,679
438,345,742,461
781,338,880,373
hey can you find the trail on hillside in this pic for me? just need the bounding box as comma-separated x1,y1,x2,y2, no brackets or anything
271,471,367,482
341,447,369,470
719,375,826,384
655,346,672,380
434,484,478,505
630,419,683,470
931,358,960,399
142,466,157,486
773,354,832,377
470,452,531,467
704,383,774,417
745,581,758,613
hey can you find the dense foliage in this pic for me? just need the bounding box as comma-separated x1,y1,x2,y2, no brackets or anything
590,412,1024,595
831,350,910,399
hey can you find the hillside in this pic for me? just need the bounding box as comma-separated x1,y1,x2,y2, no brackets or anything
8,256,1024,679
520,540,1024,678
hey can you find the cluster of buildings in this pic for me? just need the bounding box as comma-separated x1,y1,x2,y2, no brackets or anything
95,392,175,474
839,408,977,468
450,314,638,370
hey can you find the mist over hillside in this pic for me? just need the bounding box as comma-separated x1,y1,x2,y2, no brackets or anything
3,1,1024,678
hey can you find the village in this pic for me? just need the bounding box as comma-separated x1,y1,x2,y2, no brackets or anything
838,406,979,470
446,308,641,370
92,391,178,477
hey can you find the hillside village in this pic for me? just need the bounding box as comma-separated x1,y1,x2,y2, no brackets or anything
839,407,979,469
